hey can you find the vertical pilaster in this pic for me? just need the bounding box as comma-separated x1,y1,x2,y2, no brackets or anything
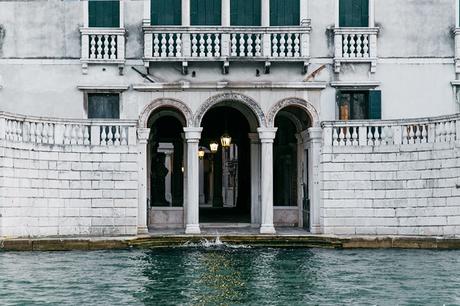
307,127,322,234
369,0,375,27
300,0,308,24
295,134,304,227
83,0,89,27
261,0,270,26
184,127,202,234
257,127,277,234
137,128,151,234
182,0,190,26
222,0,231,26
335,0,340,27
143,0,151,26
120,0,125,28
248,133,261,225
456,0,460,28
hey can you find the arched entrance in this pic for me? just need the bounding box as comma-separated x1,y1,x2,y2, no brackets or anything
199,106,253,224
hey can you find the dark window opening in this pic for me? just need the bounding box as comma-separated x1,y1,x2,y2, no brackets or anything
231,0,261,26
339,0,369,27
88,93,120,119
338,90,381,120
89,0,120,28
151,0,182,25
191,0,221,25
270,0,300,26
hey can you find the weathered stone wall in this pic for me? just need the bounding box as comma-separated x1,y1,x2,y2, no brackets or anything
0,140,139,238
321,131,460,236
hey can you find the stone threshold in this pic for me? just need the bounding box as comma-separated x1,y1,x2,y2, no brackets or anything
1,235,460,251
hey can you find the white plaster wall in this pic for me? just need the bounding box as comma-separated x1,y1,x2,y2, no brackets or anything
321,141,460,236
0,140,139,238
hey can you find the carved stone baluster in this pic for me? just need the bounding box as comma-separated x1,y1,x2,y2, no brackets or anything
363,35,369,57
239,34,246,57
77,125,83,145
272,34,279,57
339,128,345,146
374,127,381,146
408,125,415,144
153,34,160,57
286,34,293,57
103,34,109,59
18,122,24,142
421,125,428,143
293,33,300,57
176,34,182,57
161,34,167,57
441,122,448,143
107,126,114,146
279,34,286,57
110,35,117,59
206,34,213,57
36,123,43,144
214,35,221,57
90,35,96,59
29,122,36,143
96,35,103,59
63,124,70,145
121,127,128,145
42,124,48,144
415,125,422,144
192,34,198,57
83,126,90,145
70,125,78,145
114,126,121,146
333,128,339,146
349,35,356,58
367,127,374,146
352,127,358,146
231,34,237,56
343,34,349,58
255,34,261,56
199,34,206,57
168,34,175,57
402,126,408,144
356,34,363,58
11,121,18,142
100,126,107,146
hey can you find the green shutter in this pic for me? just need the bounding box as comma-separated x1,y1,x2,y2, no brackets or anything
89,1,120,28
231,0,261,26
151,0,181,25
270,0,300,26
88,94,120,119
191,0,221,25
339,0,368,27
368,90,382,119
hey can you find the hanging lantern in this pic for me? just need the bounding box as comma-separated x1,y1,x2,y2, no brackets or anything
220,133,232,148
198,147,205,159
209,141,219,154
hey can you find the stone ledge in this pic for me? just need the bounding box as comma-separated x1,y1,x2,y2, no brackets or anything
2,235,460,251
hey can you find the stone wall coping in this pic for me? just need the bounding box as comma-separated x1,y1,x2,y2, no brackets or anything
322,113,460,127
133,81,327,91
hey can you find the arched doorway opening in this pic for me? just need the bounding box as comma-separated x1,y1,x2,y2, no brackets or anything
198,104,258,224
273,106,312,230
147,107,187,228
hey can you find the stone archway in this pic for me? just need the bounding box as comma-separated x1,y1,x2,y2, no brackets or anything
139,98,194,128
194,92,266,128
266,97,320,128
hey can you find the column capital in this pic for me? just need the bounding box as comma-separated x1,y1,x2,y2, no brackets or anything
137,128,150,143
308,127,323,141
257,127,277,142
184,127,203,142
248,132,260,143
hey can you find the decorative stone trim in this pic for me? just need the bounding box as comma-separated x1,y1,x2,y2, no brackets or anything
132,82,327,91
330,81,380,89
194,92,266,127
266,97,320,128
77,85,129,92
138,98,194,128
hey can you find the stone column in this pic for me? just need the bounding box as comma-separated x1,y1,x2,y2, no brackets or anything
257,127,277,234
137,128,151,234
248,133,261,225
261,0,270,26
184,127,202,234
307,127,322,234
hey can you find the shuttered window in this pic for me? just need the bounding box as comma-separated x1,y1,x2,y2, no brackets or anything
270,0,300,26
231,0,261,26
88,94,120,119
338,90,381,120
151,0,181,25
89,0,120,28
339,0,369,27
191,0,221,25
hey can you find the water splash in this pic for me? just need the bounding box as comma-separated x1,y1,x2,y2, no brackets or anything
182,236,251,249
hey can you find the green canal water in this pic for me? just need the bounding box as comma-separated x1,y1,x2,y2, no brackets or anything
1,243,460,305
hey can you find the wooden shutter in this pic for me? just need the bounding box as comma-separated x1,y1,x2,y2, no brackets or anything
191,0,221,25
368,90,382,119
339,0,368,27
231,0,261,26
151,0,181,25
270,0,300,26
88,94,120,119
89,0,120,28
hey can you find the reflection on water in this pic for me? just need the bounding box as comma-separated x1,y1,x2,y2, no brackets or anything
1,247,460,305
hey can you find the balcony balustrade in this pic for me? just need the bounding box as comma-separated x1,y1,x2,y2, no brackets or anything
80,28,126,75
323,114,460,147
0,112,137,147
333,27,379,73
143,24,311,74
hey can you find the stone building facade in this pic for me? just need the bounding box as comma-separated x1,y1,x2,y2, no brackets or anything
0,0,459,237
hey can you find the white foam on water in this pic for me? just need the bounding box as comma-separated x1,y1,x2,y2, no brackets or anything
181,236,251,249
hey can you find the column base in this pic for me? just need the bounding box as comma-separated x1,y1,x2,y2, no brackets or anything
185,224,201,234
260,224,276,235
137,226,149,235
310,225,321,234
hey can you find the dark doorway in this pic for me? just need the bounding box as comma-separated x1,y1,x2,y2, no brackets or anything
148,113,184,207
199,106,252,223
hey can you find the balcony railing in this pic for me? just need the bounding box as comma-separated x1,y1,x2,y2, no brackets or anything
80,28,126,74
0,112,137,147
333,27,379,73
323,114,460,147
143,24,311,74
